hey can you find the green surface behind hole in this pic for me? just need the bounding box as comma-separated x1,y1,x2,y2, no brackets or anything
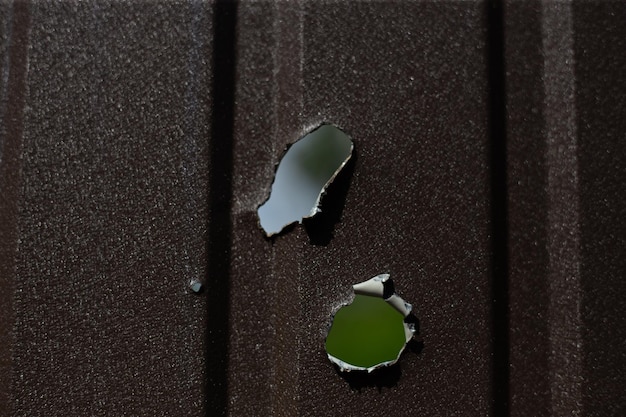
325,294,406,368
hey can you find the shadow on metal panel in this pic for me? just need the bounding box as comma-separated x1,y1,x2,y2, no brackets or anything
206,1,237,416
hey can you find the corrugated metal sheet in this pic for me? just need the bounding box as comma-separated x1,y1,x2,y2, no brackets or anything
0,1,624,416
506,2,626,416
1,2,213,415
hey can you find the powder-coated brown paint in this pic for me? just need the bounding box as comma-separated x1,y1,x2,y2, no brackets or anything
506,2,626,416
0,1,625,416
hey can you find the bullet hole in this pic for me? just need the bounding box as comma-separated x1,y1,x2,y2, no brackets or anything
325,274,415,373
257,124,353,238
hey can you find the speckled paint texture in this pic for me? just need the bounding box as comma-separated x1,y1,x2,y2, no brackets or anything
230,2,492,416
1,1,213,415
1,1,625,416
506,1,626,416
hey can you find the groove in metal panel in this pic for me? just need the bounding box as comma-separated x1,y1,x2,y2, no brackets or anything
486,0,511,414
206,1,237,416
0,1,30,414
541,2,584,416
504,1,552,415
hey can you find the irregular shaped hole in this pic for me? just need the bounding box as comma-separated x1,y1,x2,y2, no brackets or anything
257,124,353,237
325,274,415,373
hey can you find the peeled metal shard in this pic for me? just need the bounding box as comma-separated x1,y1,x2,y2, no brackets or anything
257,124,353,237
325,274,415,373
189,280,203,293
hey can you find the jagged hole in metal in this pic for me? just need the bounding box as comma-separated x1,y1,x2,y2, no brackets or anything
257,124,353,236
325,274,415,373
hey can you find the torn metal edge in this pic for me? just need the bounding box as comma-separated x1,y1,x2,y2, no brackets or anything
257,123,354,237
326,273,416,373
305,125,354,219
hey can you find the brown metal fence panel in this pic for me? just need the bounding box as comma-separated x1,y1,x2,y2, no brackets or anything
573,4,626,415
506,1,626,416
505,2,553,415
1,0,625,416
229,1,493,416
1,1,214,415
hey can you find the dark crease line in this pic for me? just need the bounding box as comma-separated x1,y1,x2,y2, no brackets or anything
0,1,31,414
0,3,15,165
205,1,237,416
486,0,510,415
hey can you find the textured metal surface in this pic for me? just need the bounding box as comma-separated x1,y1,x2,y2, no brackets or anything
505,1,552,415
0,1,30,414
1,0,625,416
506,1,626,416
574,4,626,415
229,1,493,416
1,1,213,415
